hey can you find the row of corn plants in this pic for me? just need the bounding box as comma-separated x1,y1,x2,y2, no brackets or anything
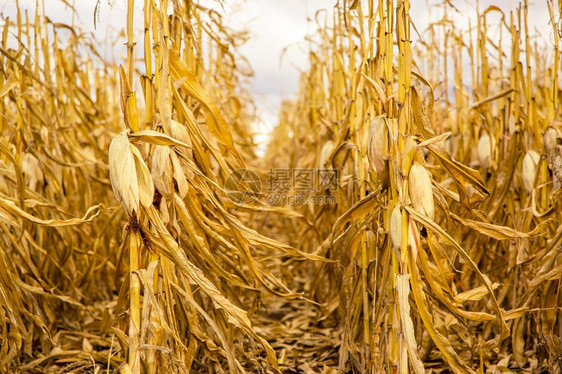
263,0,562,372
0,0,317,372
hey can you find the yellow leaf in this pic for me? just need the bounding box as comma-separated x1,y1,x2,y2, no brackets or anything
427,144,489,209
169,50,242,163
0,197,101,227
451,213,545,240
128,129,192,148
455,283,500,303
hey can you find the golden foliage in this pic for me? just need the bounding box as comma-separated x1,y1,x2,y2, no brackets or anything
0,0,561,373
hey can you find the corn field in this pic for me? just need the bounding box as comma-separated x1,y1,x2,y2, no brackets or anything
0,0,561,373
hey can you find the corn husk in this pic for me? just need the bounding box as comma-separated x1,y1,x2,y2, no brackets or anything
477,133,493,169
408,163,435,220
521,150,540,192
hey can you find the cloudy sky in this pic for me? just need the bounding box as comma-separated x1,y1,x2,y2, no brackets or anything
0,0,553,152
